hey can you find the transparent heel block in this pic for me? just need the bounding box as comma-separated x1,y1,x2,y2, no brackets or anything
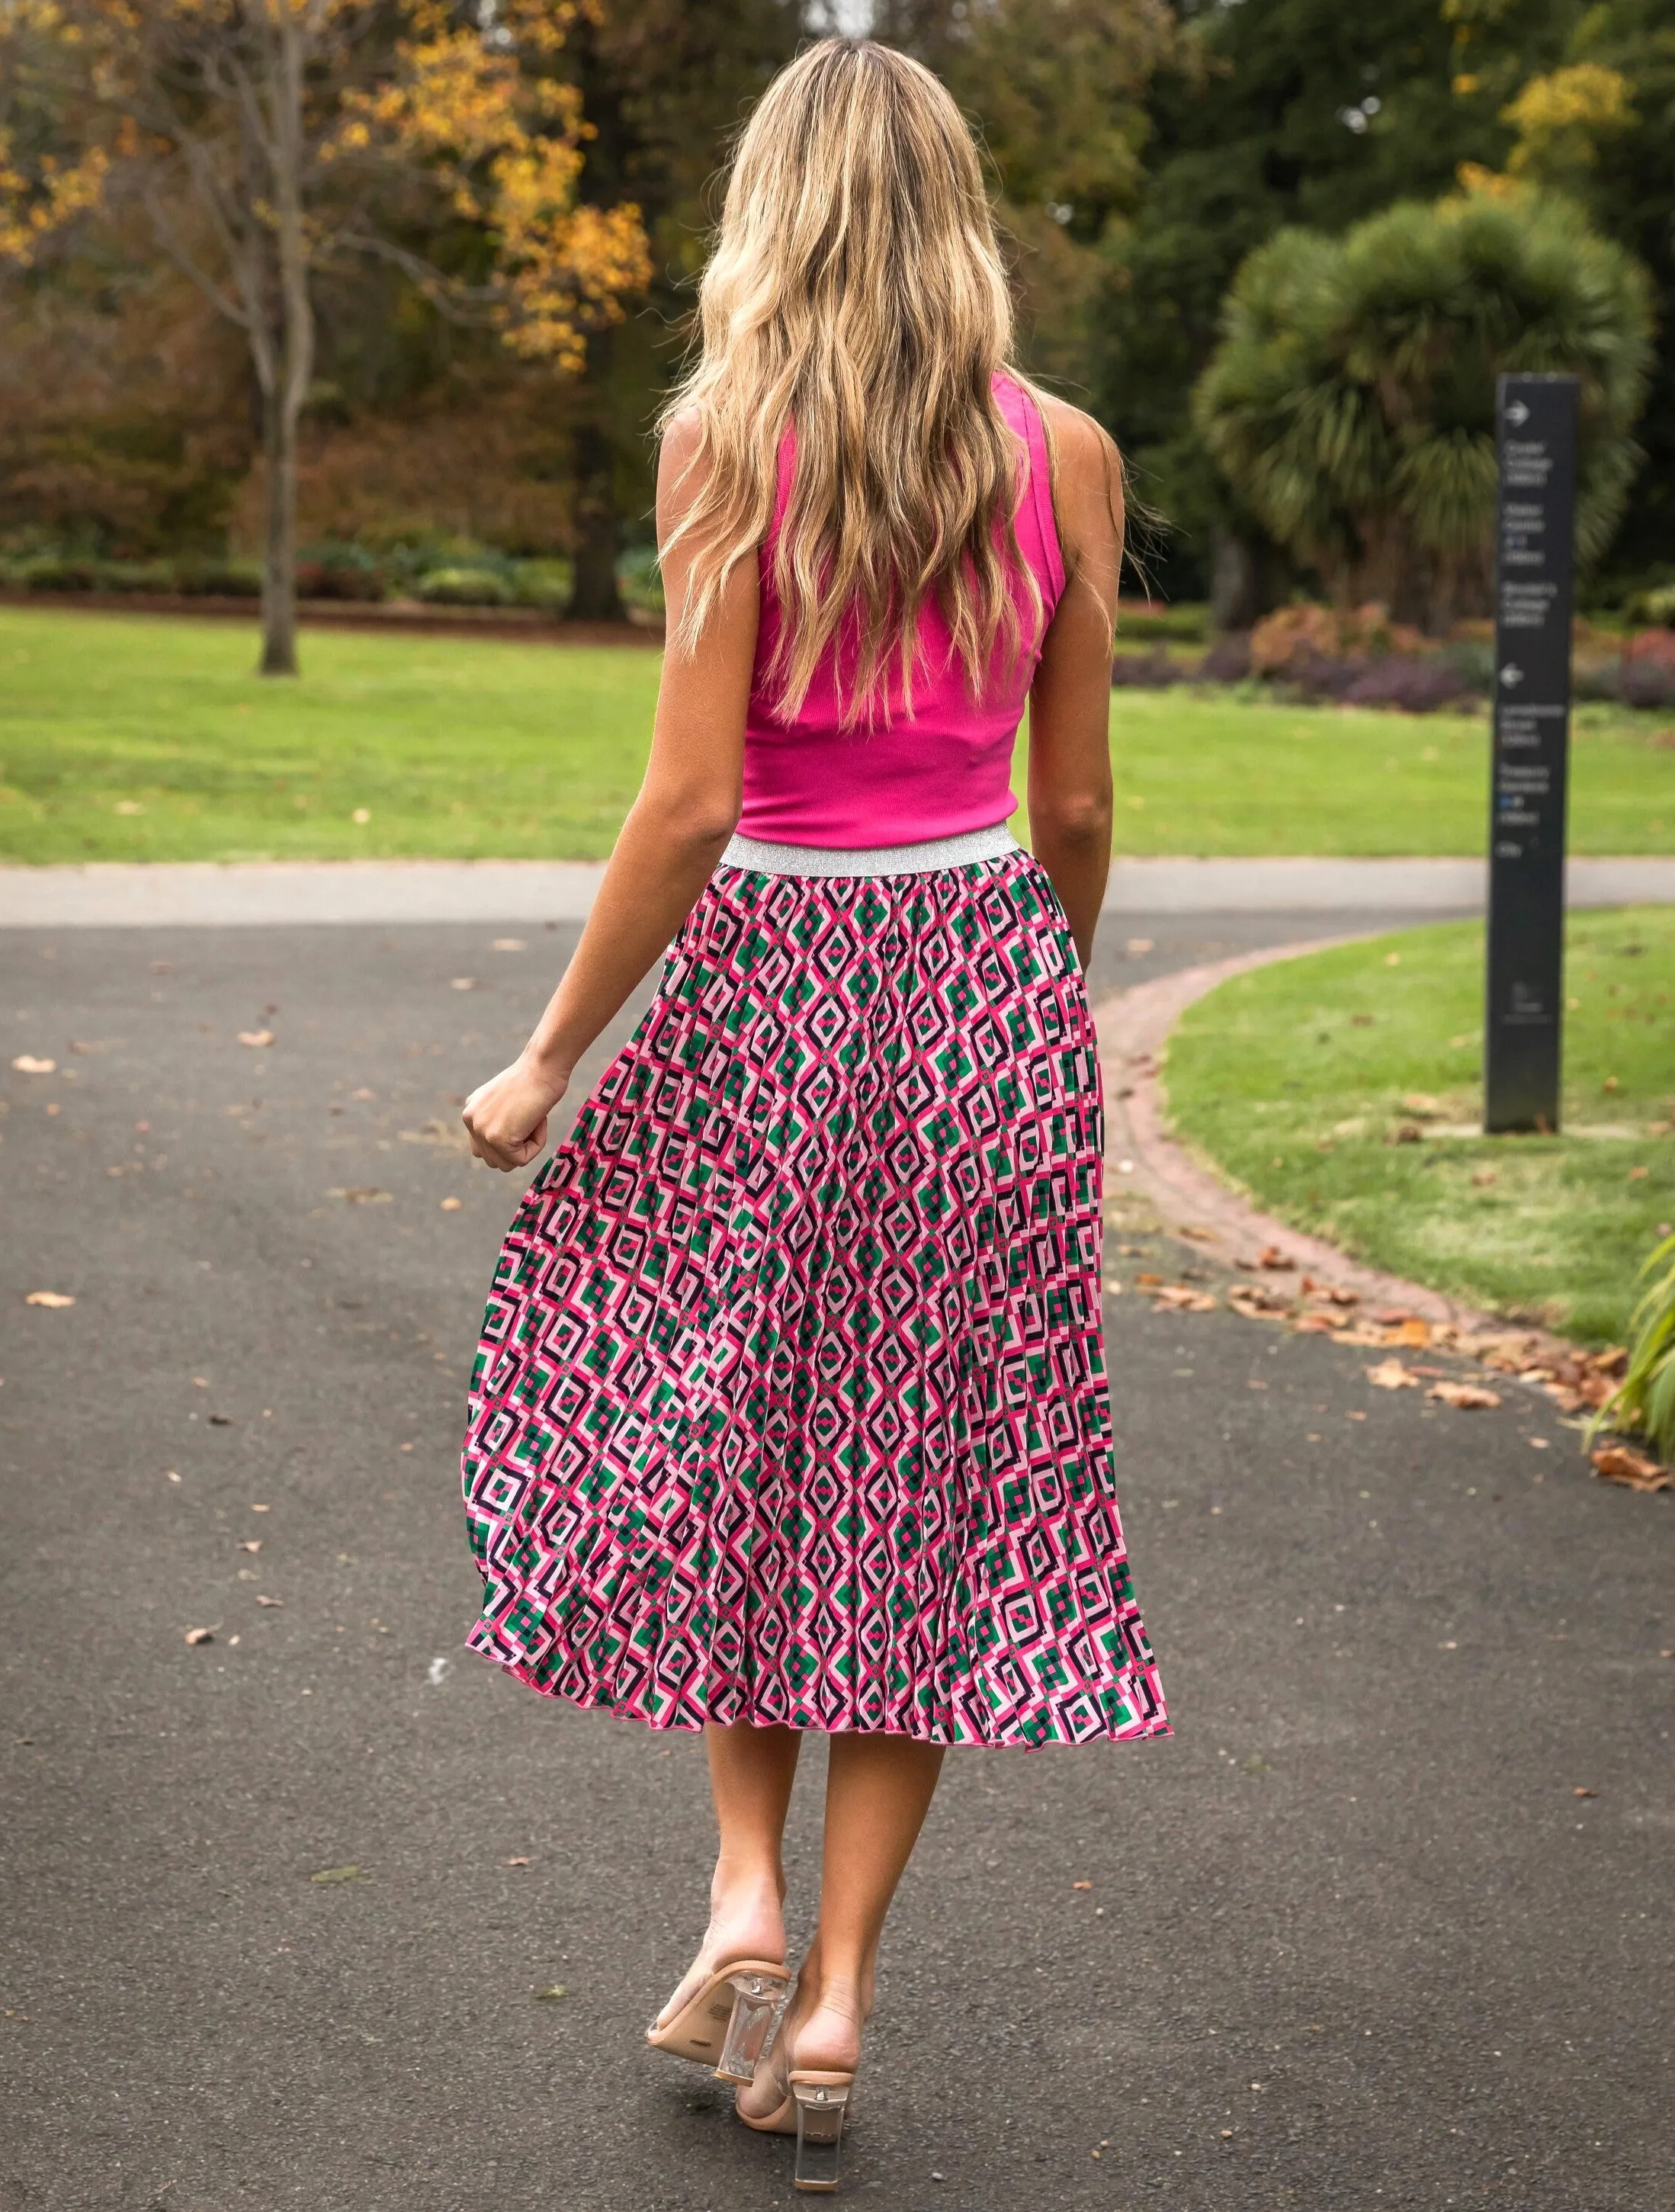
713,1973,786,2084
792,2080,850,2191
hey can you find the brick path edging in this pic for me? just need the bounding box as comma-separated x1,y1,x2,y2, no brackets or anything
1090,941,1535,1335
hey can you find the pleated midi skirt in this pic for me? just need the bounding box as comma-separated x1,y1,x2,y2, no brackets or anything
460,840,1168,1748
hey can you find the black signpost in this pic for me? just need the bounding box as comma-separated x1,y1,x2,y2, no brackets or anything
1484,373,1580,1134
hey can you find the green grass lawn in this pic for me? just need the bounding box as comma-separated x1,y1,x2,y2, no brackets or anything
3,605,1673,862
1165,907,1675,1344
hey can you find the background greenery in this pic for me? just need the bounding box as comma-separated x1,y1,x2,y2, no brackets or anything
4,607,1673,864
5,3,1673,620
1165,909,1675,1344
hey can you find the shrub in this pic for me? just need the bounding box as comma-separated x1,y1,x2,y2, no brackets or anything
1198,632,1252,682
1340,657,1474,712
1110,649,1184,689
415,566,516,607
506,558,572,611
1594,1232,1675,1461
172,558,262,597
617,544,665,618
296,541,387,602
1118,602,1209,644
11,554,108,590
1250,602,1426,674
1625,582,1675,628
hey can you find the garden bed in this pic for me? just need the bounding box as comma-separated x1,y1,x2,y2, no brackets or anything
1163,909,1675,1344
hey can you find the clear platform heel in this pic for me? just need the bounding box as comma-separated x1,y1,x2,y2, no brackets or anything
714,1971,790,2085
791,2072,854,2193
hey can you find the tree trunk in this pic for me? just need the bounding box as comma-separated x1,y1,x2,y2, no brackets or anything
568,419,625,624
259,387,300,676
1210,526,1282,631
257,9,314,679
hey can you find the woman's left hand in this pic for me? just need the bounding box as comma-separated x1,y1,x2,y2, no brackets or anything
461,1056,568,1172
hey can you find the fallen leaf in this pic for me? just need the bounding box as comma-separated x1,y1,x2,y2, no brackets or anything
1366,1359,1421,1391
11,1055,55,1074
1471,1170,1497,1187
184,1626,215,1645
440,1196,463,1212
1071,1880,1093,1891
1134,1271,1163,1288
1573,1787,1597,1799
1154,1285,1217,1312
1628,1165,1649,1181
256,1594,284,1607
1385,1318,1433,1347
310,1865,370,1883
1400,1093,1446,1118
505,1855,531,1867
534,1984,568,2000
251,1501,271,1512
237,1029,275,1048
1389,1122,1425,1145
1256,1246,1295,1271
239,1539,262,1553
450,977,477,992
1426,1381,1501,1409
25,1290,75,1308
1293,1315,1340,1334
1590,1443,1672,1492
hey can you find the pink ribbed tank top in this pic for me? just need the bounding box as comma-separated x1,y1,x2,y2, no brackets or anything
737,374,1066,848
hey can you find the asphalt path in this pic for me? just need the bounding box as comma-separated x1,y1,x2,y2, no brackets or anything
2,913,1670,2212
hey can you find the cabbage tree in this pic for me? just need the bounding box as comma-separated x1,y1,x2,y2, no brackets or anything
1193,191,1653,630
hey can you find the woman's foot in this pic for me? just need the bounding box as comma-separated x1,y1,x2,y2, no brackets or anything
736,1963,865,2127
653,1863,788,2032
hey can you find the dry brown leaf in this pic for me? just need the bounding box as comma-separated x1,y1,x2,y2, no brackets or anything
256,1594,284,1607
1400,1093,1446,1118
11,1054,56,1074
25,1289,76,1308
1257,1246,1296,1271
1293,1315,1340,1335
1385,1318,1433,1348
1134,1271,1163,1288
184,1626,215,1645
1154,1285,1217,1312
505,1855,531,1867
237,1029,275,1049
1366,1358,1421,1391
1229,1283,1292,1318
1573,1787,1597,1799
1426,1381,1502,1409
239,1539,262,1553
440,1196,463,1212
1590,1443,1673,1492
1071,1880,1093,1891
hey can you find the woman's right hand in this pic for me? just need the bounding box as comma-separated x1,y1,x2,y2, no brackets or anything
461,1055,569,1173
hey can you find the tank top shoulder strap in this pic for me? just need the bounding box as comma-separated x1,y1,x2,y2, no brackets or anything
995,371,1067,610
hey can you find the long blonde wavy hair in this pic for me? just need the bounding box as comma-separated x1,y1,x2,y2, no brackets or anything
658,38,1049,730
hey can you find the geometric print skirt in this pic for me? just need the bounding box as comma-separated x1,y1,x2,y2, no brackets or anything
461,838,1169,1749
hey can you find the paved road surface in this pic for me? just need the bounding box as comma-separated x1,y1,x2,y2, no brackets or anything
2,913,1669,2211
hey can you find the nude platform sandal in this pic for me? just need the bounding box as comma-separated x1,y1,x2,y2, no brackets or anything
645,1960,790,2084
736,2050,858,2191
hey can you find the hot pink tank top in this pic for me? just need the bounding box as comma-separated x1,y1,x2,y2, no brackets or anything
737,374,1065,847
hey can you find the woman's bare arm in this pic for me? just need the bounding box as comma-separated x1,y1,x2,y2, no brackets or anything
1025,395,1123,969
461,417,759,1170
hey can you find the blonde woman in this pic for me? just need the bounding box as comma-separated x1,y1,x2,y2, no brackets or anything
460,36,1168,2194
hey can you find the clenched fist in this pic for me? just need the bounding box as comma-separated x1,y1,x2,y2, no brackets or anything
461,1056,569,1173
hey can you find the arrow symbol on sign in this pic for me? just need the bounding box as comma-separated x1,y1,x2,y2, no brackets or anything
1500,663,1525,688
1504,399,1530,427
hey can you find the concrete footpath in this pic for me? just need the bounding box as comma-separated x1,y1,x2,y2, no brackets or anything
2,851,1673,926
1,912,1670,2212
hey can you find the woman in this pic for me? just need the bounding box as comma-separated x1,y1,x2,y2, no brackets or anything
460,36,1167,2194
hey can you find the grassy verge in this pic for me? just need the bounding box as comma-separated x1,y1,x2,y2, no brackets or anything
2,606,1673,863
1164,907,1675,1344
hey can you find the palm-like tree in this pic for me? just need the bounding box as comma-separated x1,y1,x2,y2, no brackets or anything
1193,191,1653,630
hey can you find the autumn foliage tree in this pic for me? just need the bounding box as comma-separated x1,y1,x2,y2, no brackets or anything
0,1,650,673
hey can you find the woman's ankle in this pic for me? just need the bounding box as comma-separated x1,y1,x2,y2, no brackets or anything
704,1858,787,1961
788,1970,866,2074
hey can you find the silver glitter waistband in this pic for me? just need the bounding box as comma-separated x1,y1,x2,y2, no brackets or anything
719,820,1021,879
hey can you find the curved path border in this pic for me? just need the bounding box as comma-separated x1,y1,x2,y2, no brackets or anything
1091,941,1532,1337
